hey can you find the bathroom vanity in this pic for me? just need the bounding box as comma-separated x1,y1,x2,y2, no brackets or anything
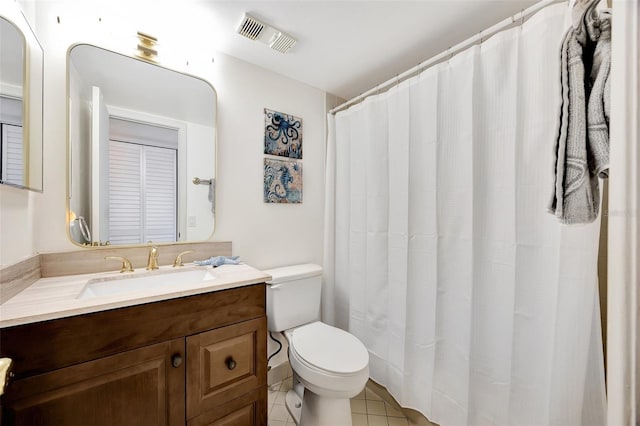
0,262,269,426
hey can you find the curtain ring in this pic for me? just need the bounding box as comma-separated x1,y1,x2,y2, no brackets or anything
521,9,525,27
479,31,483,44
447,47,452,64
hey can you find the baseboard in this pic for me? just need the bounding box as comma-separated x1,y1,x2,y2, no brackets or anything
268,360,292,387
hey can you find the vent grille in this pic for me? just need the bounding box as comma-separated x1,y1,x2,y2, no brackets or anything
269,32,297,53
236,13,297,54
237,14,265,40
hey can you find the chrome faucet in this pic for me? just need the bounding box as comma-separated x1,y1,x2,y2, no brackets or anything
146,246,159,270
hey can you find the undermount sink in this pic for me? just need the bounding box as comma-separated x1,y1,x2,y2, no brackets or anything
77,267,217,300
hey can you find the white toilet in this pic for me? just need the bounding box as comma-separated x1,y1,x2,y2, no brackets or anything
264,264,369,426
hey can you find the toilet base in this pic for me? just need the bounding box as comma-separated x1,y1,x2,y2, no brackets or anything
285,389,303,423
286,388,352,426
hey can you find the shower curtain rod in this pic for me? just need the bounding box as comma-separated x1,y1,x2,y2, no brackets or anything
329,0,567,115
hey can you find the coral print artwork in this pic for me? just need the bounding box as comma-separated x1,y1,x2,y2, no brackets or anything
264,108,302,159
264,158,302,204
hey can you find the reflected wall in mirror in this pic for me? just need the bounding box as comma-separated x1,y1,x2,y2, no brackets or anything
67,44,217,247
0,9,43,192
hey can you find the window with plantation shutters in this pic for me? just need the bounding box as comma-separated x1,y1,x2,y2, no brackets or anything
108,141,142,245
143,145,177,242
107,117,178,245
1,123,23,186
0,96,23,186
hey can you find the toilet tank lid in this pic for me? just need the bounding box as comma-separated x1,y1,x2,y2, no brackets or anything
262,264,322,284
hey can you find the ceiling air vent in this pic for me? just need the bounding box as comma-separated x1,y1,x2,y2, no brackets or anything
236,13,297,54
237,14,265,41
269,32,296,54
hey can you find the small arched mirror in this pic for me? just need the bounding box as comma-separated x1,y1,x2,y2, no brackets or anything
0,9,43,192
67,44,217,247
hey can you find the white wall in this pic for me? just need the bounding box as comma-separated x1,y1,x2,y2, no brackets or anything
210,53,326,269
185,122,215,241
0,1,327,270
0,186,38,266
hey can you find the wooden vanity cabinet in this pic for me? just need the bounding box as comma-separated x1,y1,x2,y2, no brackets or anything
3,339,186,426
0,283,268,426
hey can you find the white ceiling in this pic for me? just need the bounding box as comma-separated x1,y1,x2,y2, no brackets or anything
43,0,543,101
189,1,540,100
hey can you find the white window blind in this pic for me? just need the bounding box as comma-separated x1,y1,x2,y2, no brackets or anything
0,96,23,125
108,141,143,245
108,140,177,245
1,96,24,186
110,117,179,149
1,123,23,186
144,145,177,242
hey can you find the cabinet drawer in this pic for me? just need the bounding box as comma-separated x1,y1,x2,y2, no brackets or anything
186,317,267,420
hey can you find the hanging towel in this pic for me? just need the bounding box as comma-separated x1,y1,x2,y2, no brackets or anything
208,179,215,214
548,2,610,224
587,11,611,179
194,256,240,267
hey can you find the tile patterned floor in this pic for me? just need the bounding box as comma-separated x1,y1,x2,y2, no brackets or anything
268,377,410,426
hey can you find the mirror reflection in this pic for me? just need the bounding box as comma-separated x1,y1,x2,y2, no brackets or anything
67,44,217,247
0,13,43,191
0,17,24,186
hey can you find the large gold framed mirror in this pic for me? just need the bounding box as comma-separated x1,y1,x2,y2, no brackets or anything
67,44,217,247
0,7,43,192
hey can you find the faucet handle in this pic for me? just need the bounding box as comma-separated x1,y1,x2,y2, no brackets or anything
173,251,194,268
105,256,134,273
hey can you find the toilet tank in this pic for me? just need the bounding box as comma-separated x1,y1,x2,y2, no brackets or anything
263,264,323,332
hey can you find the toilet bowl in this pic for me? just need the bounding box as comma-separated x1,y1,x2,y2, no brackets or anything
286,322,369,397
264,264,370,426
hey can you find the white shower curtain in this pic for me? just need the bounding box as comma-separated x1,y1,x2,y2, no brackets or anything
607,0,639,424
325,4,606,425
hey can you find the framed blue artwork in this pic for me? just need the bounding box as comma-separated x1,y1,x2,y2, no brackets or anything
264,108,302,159
264,158,302,203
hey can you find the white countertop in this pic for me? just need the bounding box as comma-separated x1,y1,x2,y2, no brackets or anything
0,263,271,328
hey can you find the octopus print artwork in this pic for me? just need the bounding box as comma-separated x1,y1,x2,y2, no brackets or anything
264,158,302,203
264,108,302,159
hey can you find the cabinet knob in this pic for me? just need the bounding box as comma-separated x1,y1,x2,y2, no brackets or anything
171,354,183,368
225,357,237,370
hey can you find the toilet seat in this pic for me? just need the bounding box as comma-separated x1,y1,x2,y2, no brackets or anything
285,322,369,398
289,322,369,375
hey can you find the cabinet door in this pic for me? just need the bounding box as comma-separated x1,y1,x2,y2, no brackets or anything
2,338,185,426
187,387,267,426
186,317,266,421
